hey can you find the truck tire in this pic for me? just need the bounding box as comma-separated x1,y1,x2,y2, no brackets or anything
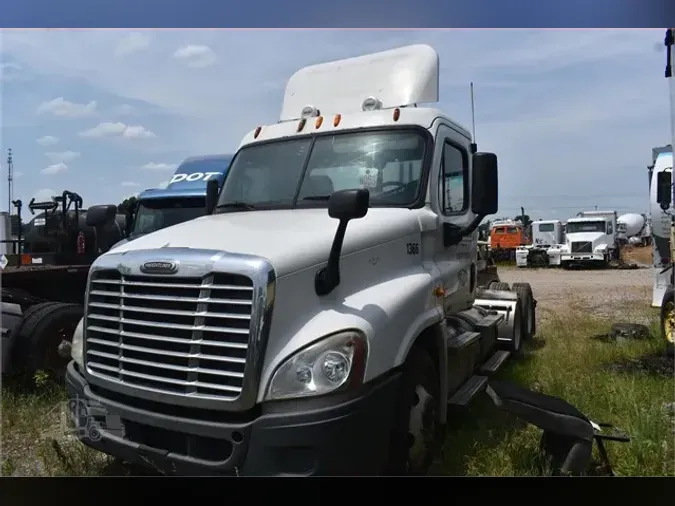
508,298,524,355
15,302,83,382
386,347,442,475
492,282,510,291
660,286,675,357
511,282,536,340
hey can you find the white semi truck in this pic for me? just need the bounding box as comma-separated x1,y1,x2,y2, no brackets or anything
654,29,675,357
515,219,564,268
560,210,618,269
65,45,537,475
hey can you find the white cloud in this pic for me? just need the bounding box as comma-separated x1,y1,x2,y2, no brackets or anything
45,150,80,163
141,162,176,171
79,121,156,139
121,181,139,187
36,97,97,117
33,188,56,201
172,44,217,68
41,163,68,175
114,32,151,58
36,135,59,146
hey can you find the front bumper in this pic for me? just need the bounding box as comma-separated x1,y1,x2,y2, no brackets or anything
66,361,401,476
560,253,605,263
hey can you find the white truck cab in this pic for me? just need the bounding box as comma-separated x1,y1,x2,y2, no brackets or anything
560,211,618,268
516,220,564,268
66,45,536,476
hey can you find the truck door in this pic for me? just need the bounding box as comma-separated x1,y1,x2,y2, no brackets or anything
431,124,476,315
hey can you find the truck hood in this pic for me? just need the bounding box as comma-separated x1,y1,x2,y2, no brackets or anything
565,232,607,246
108,208,433,277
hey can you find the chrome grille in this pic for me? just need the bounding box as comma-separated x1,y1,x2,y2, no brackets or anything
571,241,592,253
84,269,254,400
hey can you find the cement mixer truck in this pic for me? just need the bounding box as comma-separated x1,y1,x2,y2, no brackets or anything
654,29,675,357
617,213,651,247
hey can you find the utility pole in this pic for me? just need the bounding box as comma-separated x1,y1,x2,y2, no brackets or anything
7,148,13,213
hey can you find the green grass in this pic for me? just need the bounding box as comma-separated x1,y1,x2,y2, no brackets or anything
2,305,673,476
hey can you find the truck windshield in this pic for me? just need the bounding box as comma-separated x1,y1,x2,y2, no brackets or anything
566,221,605,234
215,129,428,211
132,197,205,235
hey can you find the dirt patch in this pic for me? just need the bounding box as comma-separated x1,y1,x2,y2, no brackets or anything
621,246,653,267
603,353,674,378
499,267,654,324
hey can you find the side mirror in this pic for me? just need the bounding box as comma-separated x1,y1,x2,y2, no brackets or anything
471,152,498,216
657,171,672,211
328,188,369,221
315,189,370,296
206,179,219,215
86,204,117,227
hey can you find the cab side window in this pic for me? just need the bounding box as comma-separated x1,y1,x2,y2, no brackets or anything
606,221,613,234
439,141,468,215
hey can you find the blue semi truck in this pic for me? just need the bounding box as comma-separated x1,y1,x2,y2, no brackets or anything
121,154,234,243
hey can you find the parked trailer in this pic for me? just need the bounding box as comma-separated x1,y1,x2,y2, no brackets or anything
66,44,538,476
1,196,127,381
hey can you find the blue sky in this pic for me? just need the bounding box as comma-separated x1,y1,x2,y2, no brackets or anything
0,29,671,220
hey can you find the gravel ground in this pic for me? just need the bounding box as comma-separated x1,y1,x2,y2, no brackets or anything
499,266,655,323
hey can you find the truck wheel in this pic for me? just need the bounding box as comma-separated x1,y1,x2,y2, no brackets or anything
16,302,83,382
387,347,442,475
660,286,675,357
492,282,510,291
511,282,536,340
509,299,524,355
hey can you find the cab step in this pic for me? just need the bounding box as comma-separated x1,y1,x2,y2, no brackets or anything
447,331,481,350
448,375,488,407
479,350,511,376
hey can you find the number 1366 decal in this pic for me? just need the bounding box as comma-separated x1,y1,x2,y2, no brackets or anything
406,242,420,255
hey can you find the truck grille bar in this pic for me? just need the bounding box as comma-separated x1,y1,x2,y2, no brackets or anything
84,269,254,400
571,241,592,253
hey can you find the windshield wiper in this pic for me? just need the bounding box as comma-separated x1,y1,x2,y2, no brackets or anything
215,201,256,210
302,195,330,201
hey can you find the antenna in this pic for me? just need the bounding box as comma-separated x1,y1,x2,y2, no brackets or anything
7,148,13,214
469,82,477,154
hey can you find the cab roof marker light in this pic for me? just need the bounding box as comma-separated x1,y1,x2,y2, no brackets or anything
333,114,341,127
301,105,320,118
254,126,262,138
297,118,306,132
315,116,324,129
362,96,382,111
393,108,401,121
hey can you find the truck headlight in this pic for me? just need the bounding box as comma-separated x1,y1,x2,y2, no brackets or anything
265,331,368,401
71,318,84,367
